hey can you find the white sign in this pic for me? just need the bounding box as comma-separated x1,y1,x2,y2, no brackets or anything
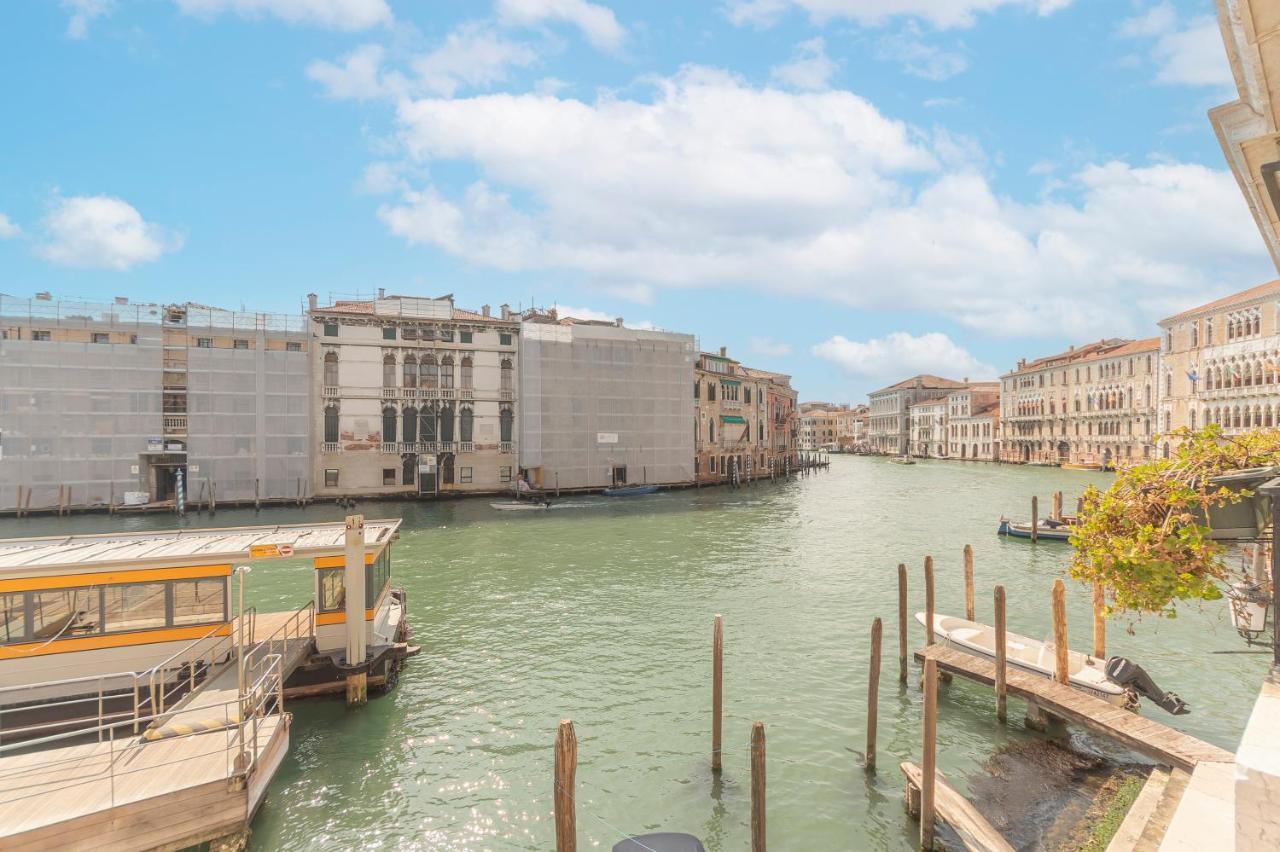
189,465,199,473
130,464,140,475
596,432,619,444
419,455,437,471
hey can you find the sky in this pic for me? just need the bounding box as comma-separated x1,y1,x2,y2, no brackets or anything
1,0,1274,401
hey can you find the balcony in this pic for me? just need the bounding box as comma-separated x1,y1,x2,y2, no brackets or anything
459,442,475,453
722,399,742,410
380,442,398,453
322,386,339,398
382,387,397,399
440,388,456,399
499,389,514,401
420,388,440,400
322,441,341,454
459,389,475,400
162,415,187,434
499,441,515,454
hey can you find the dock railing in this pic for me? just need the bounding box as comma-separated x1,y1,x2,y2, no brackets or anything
243,601,315,687
139,607,256,721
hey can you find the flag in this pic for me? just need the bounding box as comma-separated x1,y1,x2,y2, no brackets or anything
1186,368,1199,383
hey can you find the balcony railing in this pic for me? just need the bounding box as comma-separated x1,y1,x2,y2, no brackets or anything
420,388,440,400
499,441,515,454
322,386,339,397
439,388,456,399
458,442,475,453
380,442,398,453
459,389,475,400
382,387,397,399
162,415,187,433
322,441,341,454
722,399,742,410
499,389,514,401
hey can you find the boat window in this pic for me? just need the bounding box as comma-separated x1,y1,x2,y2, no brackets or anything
0,594,25,644
365,547,392,604
31,588,101,641
172,577,227,626
104,583,168,633
319,568,345,613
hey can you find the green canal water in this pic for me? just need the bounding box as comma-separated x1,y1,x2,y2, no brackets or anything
0,457,1269,850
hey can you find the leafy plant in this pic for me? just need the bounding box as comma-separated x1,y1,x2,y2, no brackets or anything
1068,425,1280,615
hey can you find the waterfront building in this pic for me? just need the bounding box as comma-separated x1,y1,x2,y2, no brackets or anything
1158,279,1280,449
835,404,870,452
945,383,1000,461
309,292,519,498
760,368,801,468
867,375,967,455
908,398,948,458
999,338,1159,466
797,401,842,451
521,312,696,490
0,292,309,512
694,349,795,483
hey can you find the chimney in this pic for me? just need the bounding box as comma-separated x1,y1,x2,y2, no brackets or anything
482,304,490,317
719,346,726,357
615,317,624,327
963,376,969,384
307,293,318,311
500,303,510,320
377,287,386,299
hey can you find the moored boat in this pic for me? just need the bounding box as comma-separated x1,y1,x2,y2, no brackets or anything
602,484,660,497
490,500,552,511
1061,462,1103,471
997,517,1074,541
888,456,915,465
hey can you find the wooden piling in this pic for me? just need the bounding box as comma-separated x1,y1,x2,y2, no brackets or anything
898,563,908,684
1052,490,1062,522
1052,579,1068,685
866,617,882,772
208,478,216,514
254,478,261,510
1030,496,1039,544
963,545,974,622
554,719,577,852
1076,496,1084,516
924,556,935,646
994,585,1007,722
921,658,938,851
751,721,766,852
1092,584,1106,659
712,614,723,773
14,486,22,519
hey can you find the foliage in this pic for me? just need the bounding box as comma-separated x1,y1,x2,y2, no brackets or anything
1068,425,1280,615
1078,773,1147,852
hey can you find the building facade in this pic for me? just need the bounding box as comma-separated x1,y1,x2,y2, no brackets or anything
694,350,796,483
0,293,309,512
999,338,1159,466
520,314,696,490
835,404,870,452
946,383,1000,461
797,402,841,451
867,376,967,455
1158,279,1280,449
310,293,520,498
908,399,948,458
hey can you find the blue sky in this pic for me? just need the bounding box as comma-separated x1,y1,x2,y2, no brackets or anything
1,0,1274,401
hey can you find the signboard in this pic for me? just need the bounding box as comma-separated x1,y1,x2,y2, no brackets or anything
420,454,437,471
130,464,140,475
147,438,164,452
189,465,199,474
596,432,619,444
250,543,294,559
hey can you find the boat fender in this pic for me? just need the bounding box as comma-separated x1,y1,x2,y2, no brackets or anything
142,716,239,742
1104,657,1189,715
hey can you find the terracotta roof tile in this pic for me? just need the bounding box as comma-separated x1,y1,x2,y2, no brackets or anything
1161,280,1280,325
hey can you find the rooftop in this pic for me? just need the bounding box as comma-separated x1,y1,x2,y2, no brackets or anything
872,375,968,394
1161,280,1280,325
314,294,518,325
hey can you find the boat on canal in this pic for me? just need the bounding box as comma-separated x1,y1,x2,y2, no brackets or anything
917,612,1127,705
997,517,1075,541
602,484,660,497
888,456,915,466
490,500,552,511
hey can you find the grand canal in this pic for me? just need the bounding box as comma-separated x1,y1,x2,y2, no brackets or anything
1,457,1268,850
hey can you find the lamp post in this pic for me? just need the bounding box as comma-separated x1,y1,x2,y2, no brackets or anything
236,565,252,697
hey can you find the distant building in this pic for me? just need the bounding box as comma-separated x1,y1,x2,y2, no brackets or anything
946,383,1000,461
908,398,947,458
999,338,1159,466
797,401,841,451
0,293,309,511
834,404,870,452
867,376,967,455
309,293,520,498
520,312,696,490
1158,279,1280,451
694,349,797,483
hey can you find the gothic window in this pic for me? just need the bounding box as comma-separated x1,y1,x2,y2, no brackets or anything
323,351,338,386
421,403,438,443
383,354,396,388
440,355,454,389
403,406,418,443
403,355,418,388
461,355,473,389
460,406,474,442
501,358,514,391
382,406,397,443
439,402,455,442
324,404,339,443
421,355,439,389
499,404,514,442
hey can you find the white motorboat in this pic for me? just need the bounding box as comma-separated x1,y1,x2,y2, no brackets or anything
490,500,551,511
915,612,1128,706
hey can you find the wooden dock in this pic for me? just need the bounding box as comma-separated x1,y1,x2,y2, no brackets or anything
901,761,1013,852
914,644,1234,772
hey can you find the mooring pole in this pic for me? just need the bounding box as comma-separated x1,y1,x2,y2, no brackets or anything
1030,495,1039,544
554,719,577,852
343,514,368,706
1052,579,1068,685
994,585,1007,722
924,556,935,646
963,544,974,621
897,563,908,684
921,658,938,851
712,614,723,773
751,721,766,852
866,617,882,772
1092,584,1106,658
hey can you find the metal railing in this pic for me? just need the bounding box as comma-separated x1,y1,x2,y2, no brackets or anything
140,609,254,721
242,601,314,688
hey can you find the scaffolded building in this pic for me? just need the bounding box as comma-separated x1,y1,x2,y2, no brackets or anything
0,293,309,512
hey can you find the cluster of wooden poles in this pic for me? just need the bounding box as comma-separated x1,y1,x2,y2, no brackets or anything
1026,490,1080,543
549,547,1108,852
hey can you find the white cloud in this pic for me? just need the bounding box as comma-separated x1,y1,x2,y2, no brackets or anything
1119,4,1231,87
724,0,1072,30
750,337,793,357
356,161,405,195
552,304,616,322
812,332,994,383
496,0,625,51
0,214,20,239
877,26,969,81
371,65,1270,339
37,195,181,270
923,96,965,109
173,0,391,30
63,0,113,39
308,25,537,101
771,37,838,91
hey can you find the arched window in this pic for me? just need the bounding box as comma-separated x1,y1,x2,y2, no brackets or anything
499,404,514,442
461,355,473,389
403,355,418,388
1268,405,1276,428
323,351,338,386
382,406,397,443
383,354,396,388
439,402,454,443
1189,409,1197,429
421,355,439,389
501,358,514,391
421,403,438,443
440,355,454,389
402,456,415,486
460,406,474,442
1234,406,1242,428
403,406,418,443
324,404,339,443
709,420,715,443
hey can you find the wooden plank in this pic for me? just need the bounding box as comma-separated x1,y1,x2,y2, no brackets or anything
913,645,1233,772
901,762,1014,852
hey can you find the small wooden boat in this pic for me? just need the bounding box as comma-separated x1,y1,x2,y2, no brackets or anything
602,484,660,497
997,517,1074,541
916,612,1127,706
1061,462,1102,471
490,500,551,511
888,456,915,465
